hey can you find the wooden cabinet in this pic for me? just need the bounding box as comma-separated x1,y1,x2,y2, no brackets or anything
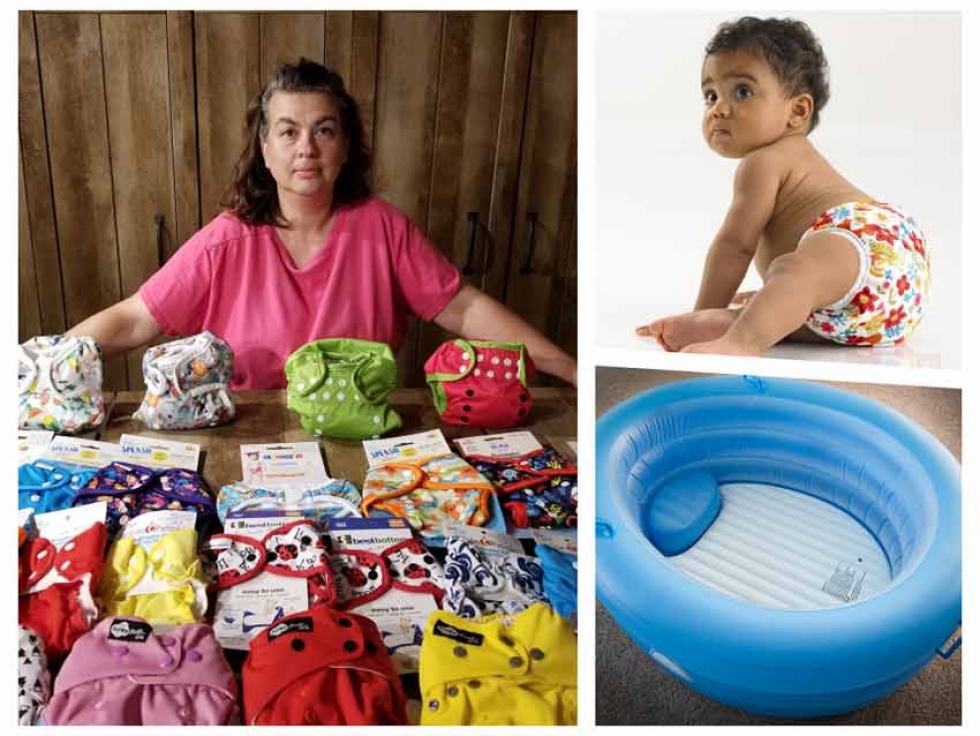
18,10,577,389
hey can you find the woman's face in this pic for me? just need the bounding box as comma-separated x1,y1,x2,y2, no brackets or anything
260,91,349,201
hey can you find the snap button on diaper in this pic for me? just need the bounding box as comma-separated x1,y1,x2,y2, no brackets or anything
500,635,514,646
158,655,173,668
428,699,440,711
529,647,545,661
447,685,459,697
291,639,305,652
159,636,175,647
343,640,357,653
186,649,202,662
338,617,352,627
112,646,128,658
468,680,481,689
453,646,467,658
509,656,523,668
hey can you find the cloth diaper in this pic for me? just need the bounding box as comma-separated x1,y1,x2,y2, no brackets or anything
469,448,578,529
133,331,236,429
136,468,219,538
536,544,577,623
72,461,157,537
331,538,445,609
285,338,402,440
19,521,107,659
425,339,534,428
242,606,408,725
99,529,207,626
19,626,51,725
203,519,336,608
419,602,577,725
443,536,547,618
217,478,362,527
361,454,495,539
19,460,97,516
44,617,238,725
19,334,106,434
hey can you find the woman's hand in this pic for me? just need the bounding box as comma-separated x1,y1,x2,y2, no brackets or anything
66,293,164,357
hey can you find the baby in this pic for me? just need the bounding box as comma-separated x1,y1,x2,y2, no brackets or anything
637,17,930,355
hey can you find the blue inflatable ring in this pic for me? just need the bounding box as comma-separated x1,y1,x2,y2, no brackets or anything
596,375,961,718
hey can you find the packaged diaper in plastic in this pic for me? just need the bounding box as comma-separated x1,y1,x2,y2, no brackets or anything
98,510,208,627
217,478,362,527
242,605,408,725
535,539,578,626
19,503,108,659
19,334,106,434
72,461,157,538
425,338,534,428
419,602,577,726
133,331,236,430
19,626,51,725
44,617,238,725
203,517,336,650
285,338,402,440
442,527,547,618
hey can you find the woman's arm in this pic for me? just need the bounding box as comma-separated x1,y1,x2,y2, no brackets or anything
433,285,578,386
66,293,164,358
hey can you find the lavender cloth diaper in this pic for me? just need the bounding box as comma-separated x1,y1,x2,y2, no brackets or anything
44,617,238,725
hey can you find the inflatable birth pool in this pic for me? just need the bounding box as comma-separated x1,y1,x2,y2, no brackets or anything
596,375,961,717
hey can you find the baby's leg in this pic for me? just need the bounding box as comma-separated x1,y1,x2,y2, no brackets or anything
683,232,861,355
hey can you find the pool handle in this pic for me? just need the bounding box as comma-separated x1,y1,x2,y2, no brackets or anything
936,625,961,659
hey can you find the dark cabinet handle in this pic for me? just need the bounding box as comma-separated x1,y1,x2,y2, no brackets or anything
519,211,538,274
461,211,479,275
154,213,166,267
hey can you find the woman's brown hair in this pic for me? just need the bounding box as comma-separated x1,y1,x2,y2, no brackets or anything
222,58,370,226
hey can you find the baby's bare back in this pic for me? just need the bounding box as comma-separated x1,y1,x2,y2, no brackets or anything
754,137,869,275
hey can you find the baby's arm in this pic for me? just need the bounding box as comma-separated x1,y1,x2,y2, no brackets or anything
694,151,782,310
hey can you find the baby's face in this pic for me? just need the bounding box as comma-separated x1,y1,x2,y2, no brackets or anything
701,50,797,158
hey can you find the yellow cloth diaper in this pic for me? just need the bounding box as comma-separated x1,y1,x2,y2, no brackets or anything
419,602,577,725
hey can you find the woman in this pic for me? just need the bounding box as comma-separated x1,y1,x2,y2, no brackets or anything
68,59,576,389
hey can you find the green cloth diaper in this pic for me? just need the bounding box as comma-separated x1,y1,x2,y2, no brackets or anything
285,338,402,440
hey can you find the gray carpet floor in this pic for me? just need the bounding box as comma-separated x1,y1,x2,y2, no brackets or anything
595,368,962,725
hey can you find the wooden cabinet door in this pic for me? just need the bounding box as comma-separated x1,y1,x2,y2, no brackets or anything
502,12,577,365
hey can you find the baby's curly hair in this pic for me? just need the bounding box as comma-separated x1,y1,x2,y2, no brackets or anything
706,17,830,132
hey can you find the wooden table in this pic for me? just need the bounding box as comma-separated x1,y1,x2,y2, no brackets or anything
96,388,578,490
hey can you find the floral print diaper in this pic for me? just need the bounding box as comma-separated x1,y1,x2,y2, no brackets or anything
803,201,929,345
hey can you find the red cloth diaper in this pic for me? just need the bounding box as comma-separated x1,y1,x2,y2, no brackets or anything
425,339,534,427
242,606,408,725
18,521,107,659
44,617,238,725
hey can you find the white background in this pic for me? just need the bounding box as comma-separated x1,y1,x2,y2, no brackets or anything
597,11,962,369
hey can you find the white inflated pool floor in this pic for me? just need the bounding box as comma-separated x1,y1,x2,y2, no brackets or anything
668,483,892,609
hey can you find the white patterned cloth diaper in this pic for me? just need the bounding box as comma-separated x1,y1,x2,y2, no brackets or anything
442,536,547,618
19,335,106,434
133,331,235,430
19,625,51,725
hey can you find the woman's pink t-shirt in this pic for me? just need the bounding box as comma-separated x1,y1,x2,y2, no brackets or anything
139,198,461,389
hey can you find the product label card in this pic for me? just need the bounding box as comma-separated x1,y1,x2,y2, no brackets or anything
18,430,54,465
41,437,125,468
455,431,543,459
440,520,525,554
119,434,201,471
33,502,108,549
240,442,328,488
529,528,578,555
363,430,452,468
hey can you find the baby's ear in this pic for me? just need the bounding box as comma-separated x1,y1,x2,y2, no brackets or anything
788,93,814,131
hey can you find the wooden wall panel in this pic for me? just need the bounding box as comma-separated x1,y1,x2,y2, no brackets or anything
18,152,42,341
166,11,201,255
372,12,443,384
483,11,534,301
35,12,127,389
18,11,66,336
195,12,261,222
102,12,177,388
417,11,512,368
348,12,379,156
323,11,353,83
260,12,325,81
505,12,577,340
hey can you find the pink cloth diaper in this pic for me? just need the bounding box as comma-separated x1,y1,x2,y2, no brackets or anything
44,617,238,725
425,339,534,428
